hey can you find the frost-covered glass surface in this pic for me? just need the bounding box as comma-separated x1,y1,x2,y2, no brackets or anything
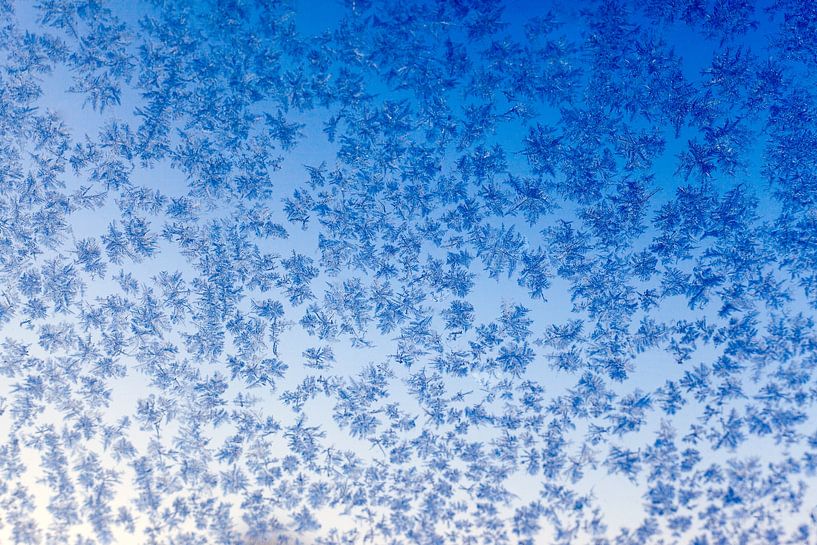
1,0,817,543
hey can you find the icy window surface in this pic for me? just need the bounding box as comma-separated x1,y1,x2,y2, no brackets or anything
1,1,817,544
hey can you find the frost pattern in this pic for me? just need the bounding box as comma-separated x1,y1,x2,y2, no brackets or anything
1,1,817,544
